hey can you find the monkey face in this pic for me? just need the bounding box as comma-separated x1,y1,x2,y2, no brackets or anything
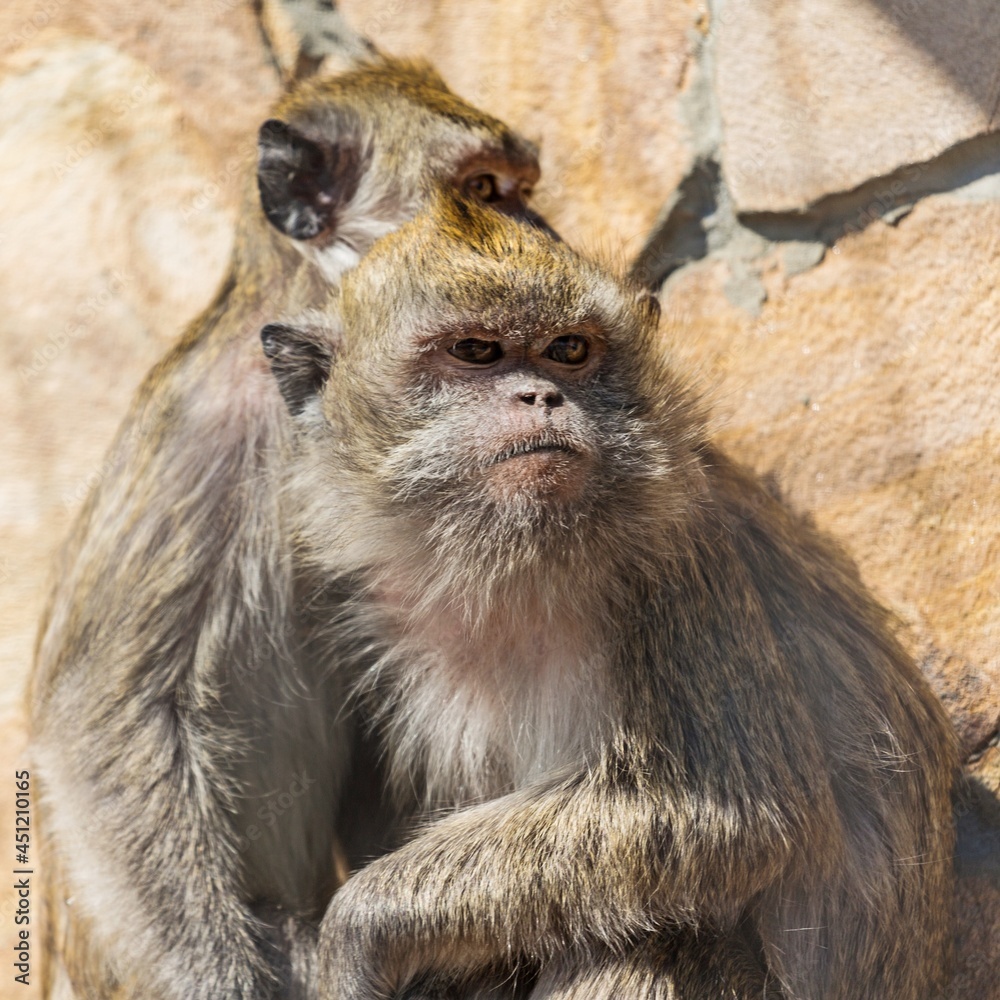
456,158,540,225
256,59,547,275
377,324,612,514
263,194,701,577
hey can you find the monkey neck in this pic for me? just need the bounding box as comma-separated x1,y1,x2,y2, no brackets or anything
229,214,312,308
228,182,396,307
331,497,673,811
355,554,611,811
337,495,622,640
294,437,709,809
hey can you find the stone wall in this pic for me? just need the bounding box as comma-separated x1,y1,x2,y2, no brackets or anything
0,1,996,996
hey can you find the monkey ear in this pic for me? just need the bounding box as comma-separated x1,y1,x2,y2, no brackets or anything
257,119,362,240
261,323,334,416
636,291,662,325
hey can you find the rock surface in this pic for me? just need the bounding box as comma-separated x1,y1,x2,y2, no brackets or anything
715,0,1000,213
0,2,996,998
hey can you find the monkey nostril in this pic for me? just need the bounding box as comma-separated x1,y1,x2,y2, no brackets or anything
517,390,563,408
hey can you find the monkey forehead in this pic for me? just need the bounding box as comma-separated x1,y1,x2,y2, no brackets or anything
341,196,643,337
274,58,539,174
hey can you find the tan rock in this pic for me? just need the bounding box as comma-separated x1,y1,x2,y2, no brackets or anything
0,4,997,997
715,0,1000,212
662,195,999,756
0,1,280,159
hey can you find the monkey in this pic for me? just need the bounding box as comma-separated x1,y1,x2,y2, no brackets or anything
257,192,957,1000
29,59,549,1000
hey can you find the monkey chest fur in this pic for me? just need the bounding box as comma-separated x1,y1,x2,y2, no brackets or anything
357,590,607,812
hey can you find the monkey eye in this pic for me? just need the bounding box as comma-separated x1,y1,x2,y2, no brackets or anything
543,335,589,365
448,338,503,364
464,173,499,202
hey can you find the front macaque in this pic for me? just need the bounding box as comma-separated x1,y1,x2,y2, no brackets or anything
264,194,956,1000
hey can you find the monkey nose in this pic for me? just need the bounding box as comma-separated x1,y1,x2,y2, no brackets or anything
516,387,564,409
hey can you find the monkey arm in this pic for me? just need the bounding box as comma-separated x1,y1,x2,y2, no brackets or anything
33,696,309,999
316,770,804,1000
30,378,335,999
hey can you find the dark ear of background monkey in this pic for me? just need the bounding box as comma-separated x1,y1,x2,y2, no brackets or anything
262,194,956,1000
29,60,549,1000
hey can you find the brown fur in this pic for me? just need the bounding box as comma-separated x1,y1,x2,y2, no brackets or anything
261,195,957,1000
30,61,544,1000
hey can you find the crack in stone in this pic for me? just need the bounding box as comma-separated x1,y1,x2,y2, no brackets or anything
629,5,773,315
629,157,719,288
630,0,1000,307
966,722,1000,765
252,0,286,84
742,130,1000,246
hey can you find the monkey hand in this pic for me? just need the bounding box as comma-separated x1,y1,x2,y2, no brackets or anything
313,781,661,1000
316,846,500,1000
316,875,408,1000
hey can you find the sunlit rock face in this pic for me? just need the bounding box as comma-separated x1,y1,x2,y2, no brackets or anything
1,2,996,997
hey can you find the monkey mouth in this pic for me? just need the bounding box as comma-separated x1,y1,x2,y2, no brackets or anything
491,439,578,465
486,438,590,502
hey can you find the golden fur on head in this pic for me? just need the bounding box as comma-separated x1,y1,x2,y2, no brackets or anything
250,56,541,286
281,56,538,160
291,196,705,621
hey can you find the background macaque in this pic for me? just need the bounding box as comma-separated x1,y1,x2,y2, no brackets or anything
30,59,546,1000
260,194,957,999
